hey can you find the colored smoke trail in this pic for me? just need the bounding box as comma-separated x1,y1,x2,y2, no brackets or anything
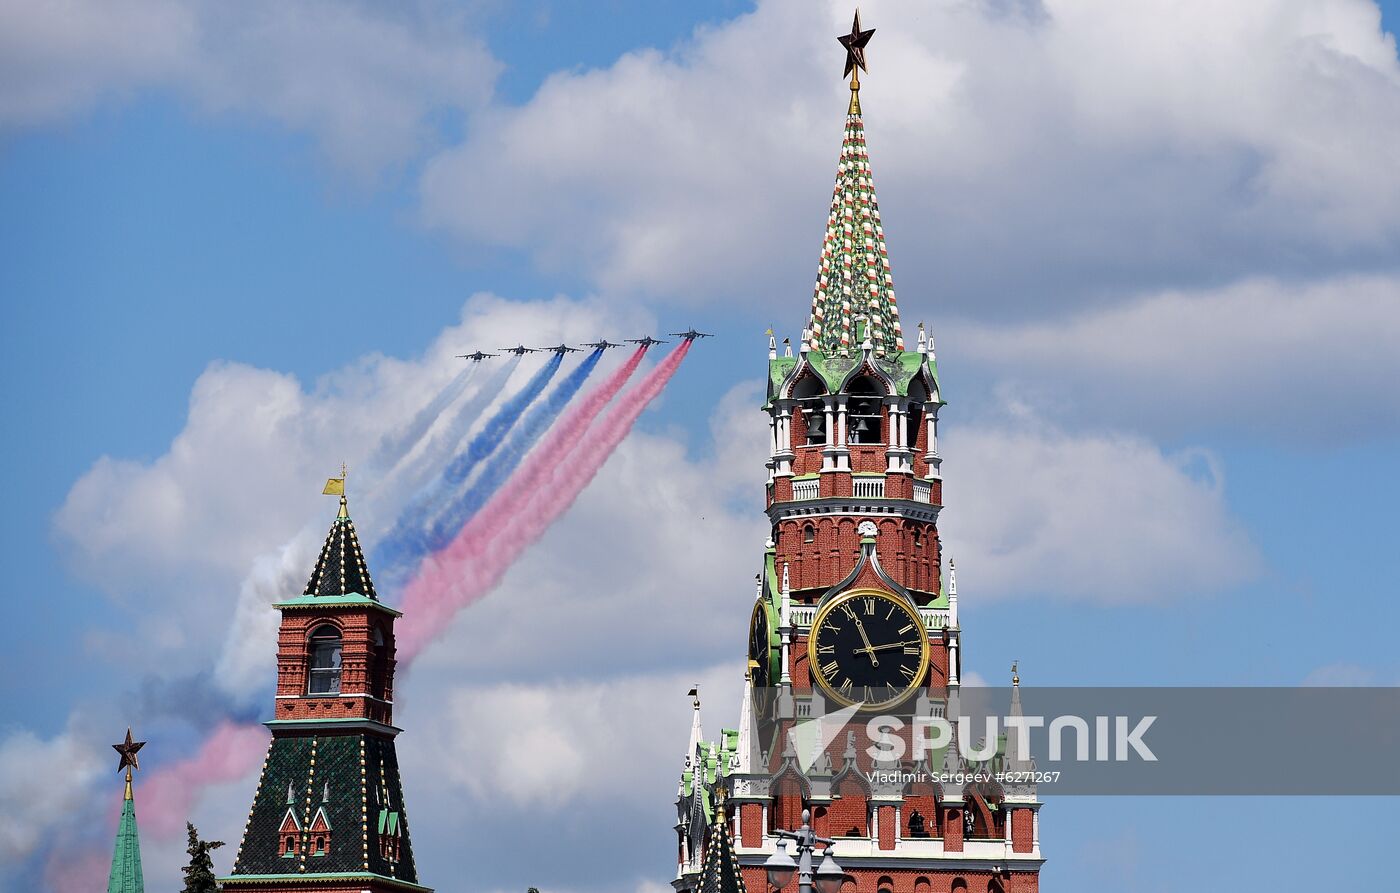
396,341,690,659
54,349,674,886
442,345,648,547
370,355,521,508
442,352,563,486
366,361,477,474
134,721,270,838
375,353,560,574
52,721,270,893
393,346,648,658
424,348,604,551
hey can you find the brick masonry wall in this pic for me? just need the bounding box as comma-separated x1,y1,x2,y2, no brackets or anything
275,607,396,723
774,517,940,597
1012,807,1033,853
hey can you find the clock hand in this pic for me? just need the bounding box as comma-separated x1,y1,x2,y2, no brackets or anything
857,641,914,653
853,618,879,667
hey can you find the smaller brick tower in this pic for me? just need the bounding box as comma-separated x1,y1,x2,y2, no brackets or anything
222,488,430,893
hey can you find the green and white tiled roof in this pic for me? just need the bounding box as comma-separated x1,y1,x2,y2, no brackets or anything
807,109,904,357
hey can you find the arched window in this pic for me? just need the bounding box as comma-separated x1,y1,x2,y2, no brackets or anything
283,836,296,855
314,836,325,854
803,524,815,544
847,376,884,444
793,376,827,445
307,625,343,694
908,379,930,452
877,876,894,893
912,527,922,549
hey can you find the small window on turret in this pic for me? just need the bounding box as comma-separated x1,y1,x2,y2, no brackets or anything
308,625,342,694
803,524,815,544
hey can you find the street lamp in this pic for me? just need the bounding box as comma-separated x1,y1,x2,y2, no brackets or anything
764,809,845,893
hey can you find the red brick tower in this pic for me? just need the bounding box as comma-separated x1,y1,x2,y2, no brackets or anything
222,489,430,893
672,13,1042,893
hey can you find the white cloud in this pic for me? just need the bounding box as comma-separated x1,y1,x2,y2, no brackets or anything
0,0,497,175
946,274,1400,442
410,663,743,810
0,722,104,863
54,293,654,687
941,413,1261,602
420,0,1400,312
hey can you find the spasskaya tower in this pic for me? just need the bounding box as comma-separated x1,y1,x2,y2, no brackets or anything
673,13,1043,893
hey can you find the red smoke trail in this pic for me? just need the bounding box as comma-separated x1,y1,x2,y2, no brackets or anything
137,722,271,838
58,345,679,882
50,722,271,893
397,341,689,659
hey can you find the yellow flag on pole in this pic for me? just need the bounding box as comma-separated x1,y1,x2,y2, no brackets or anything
322,478,345,496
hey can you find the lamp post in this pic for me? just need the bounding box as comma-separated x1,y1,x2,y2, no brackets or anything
764,809,845,893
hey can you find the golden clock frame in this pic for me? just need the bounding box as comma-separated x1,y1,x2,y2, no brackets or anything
748,599,781,685
806,587,931,711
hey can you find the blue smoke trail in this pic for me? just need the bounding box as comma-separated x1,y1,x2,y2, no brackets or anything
369,354,521,510
367,361,478,473
441,351,564,486
374,352,563,573
424,348,604,551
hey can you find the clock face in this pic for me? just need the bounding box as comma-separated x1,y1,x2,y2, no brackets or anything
808,588,929,710
748,601,775,689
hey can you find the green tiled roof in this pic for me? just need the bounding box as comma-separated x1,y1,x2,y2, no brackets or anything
220,872,432,892
302,504,379,600
272,593,402,616
229,733,420,885
769,348,938,402
106,787,145,893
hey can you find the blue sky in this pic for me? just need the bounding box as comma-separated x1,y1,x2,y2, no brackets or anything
3,1,1400,891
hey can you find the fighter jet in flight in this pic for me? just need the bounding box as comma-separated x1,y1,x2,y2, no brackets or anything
500,345,540,355
669,328,714,341
627,336,669,347
581,339,623,350
456,351,498,362
538,343,582,354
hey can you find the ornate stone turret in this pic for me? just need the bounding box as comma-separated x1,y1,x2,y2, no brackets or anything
222,485,430,893
672,12,1042,893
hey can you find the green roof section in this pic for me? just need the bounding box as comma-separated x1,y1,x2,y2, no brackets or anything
273,592,402,616
768,348,941,403
106,786,145,893
229,732,422,886
219,872,432,892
